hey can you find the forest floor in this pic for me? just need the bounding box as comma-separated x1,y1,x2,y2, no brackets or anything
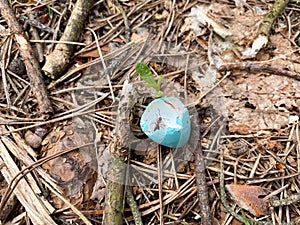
1,0,300,224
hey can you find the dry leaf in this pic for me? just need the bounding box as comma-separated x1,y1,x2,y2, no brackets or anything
275,162,285,171
155,10,170,20
223,73,299,134
226,184,271,217
42,122,97,208
190,5,231,38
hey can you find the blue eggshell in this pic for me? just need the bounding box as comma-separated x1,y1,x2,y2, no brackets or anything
140,97,191,148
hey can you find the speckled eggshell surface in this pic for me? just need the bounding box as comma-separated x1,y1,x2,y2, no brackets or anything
140,97,191,148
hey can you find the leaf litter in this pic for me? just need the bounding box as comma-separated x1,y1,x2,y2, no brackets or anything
1,0,300,224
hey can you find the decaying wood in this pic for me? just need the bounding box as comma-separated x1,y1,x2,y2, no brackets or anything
42,0,94,79
0,0,53,117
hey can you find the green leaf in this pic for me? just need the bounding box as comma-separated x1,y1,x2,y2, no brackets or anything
135,62,163,97
135,62,155,84
155,90,163,98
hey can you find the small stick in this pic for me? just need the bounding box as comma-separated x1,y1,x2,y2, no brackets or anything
219,149,245,223
104,81,136,225
243,0,290,58
113,0,131,42
1,41,11,106
195,139,212,225
126,188,143,225
28,14,44,62
19,15,57,35
258,0,290,38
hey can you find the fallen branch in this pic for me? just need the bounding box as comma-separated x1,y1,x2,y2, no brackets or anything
258,0,290,38
243,0,290,58
0,0,53,117
218,62,300,81
104,81,135,224
42,0,94,79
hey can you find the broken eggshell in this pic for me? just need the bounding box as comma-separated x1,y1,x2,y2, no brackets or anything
140,97,191,148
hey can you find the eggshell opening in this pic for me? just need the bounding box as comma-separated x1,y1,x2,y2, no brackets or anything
140,97,191,148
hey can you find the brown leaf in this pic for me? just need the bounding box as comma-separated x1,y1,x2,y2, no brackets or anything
226,184,271,217
42,122,97,208
228,124,250,135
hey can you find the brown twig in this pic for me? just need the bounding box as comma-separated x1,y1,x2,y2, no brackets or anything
42,0,95,79
28,14,45,62
271,193,300,207
218,62,300,81
19,15,57,35
113,0,131,42
157,145,164,225
0,0,53,117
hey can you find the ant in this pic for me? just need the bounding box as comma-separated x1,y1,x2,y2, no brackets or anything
154,116,163,131
153,109,165,132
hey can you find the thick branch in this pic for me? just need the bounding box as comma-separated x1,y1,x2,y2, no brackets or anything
42,0,94,79
104,81,137,225
258,0,290,36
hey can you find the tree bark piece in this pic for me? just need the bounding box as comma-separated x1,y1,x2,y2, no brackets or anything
42,0,94,79
0,0,53,117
